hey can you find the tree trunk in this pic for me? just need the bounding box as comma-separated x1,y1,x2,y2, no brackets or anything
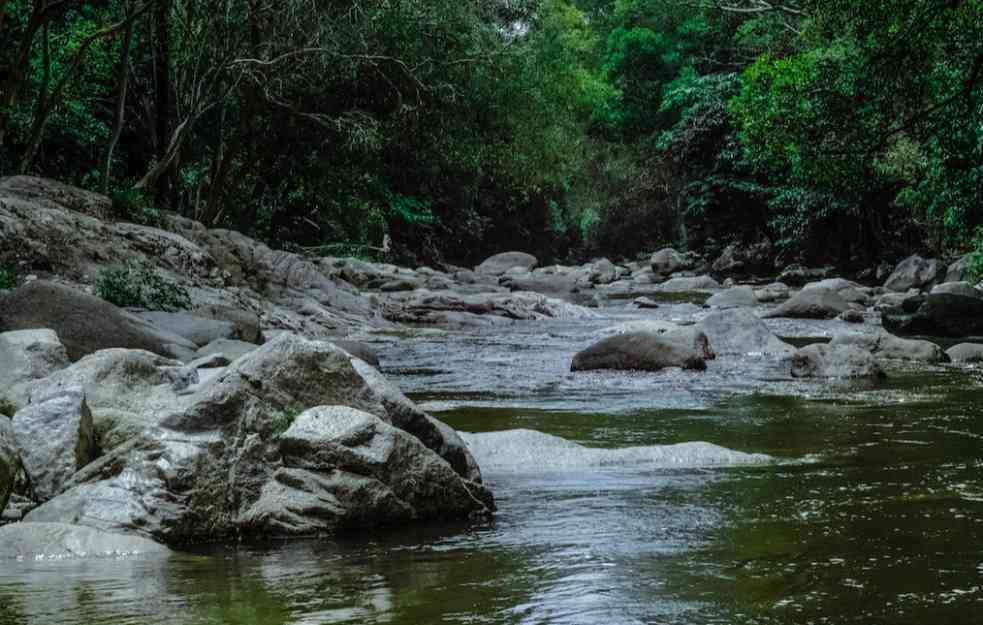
153,0,172,197
103,7,136,194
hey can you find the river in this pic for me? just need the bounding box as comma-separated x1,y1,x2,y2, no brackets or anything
1,296,981,624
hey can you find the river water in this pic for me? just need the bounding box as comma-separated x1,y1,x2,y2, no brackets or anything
2,297,982,624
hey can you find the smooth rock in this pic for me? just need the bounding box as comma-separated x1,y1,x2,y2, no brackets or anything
697,309,794,356
946,343,983,363
0,417,17,517
655,275,721,292
884,255,938,292
883,294,983,338
12,388,97,502
706,286,757,308
571,328,713,372
944,254,974,283
632,296,660,309
0,523,169,559
136,311,237,348
930,281,982,299
0,329,70,409
763,288,852,319
830,331,947,363
475,252,538,276
195,338,259,362
790,344,885,379
754,282,790,303
332,340,381,367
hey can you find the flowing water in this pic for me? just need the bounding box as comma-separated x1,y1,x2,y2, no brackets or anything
2,297,982,624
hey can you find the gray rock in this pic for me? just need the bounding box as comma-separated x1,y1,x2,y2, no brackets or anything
475,251,538,276
0,417,17,517
382,289,595,327
586,258,619,285
763,288,852,319
0,176,113,219
632,296,660,309
655,275,721,292
945,254,973,283
195,338,259,362
946,343,983,363
883,294,983,338
0,329,70,409
754,282,790,302
332,340,381,367
186,353,231,369
26,335,491,541
697,309,794,356
790,344,885,379
930,281,982,299
830,331,947,363
777,265,835,287
12,388,97,502
874,290,922,312
0,281,197,361
706,286,757,309
838,309,865,324
0,523,169,559
651,248,688,277
191,304,263,344
136,311,237,348
884,255,939,292
571,328,713,372
379,279,421,292
711,240,773,276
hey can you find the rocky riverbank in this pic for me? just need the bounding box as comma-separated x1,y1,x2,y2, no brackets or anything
2,176,982,558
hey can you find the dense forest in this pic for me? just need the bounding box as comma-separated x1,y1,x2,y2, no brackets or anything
1,0,981,269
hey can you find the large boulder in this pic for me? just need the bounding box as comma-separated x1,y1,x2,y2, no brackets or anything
382,289,594,326
25,335,491,541
12,388,98,502
706,286,757,309
475,252,538,276
883,293,983,338
884,255,939,292
930,281,982,299
0,417,17,517
0,281,197,361
946,343,983,363
0,329,70,408
571,328,713,372
697,309,794,357
830,331,948,363
790,344,885,379
195,338,259,362
0,522,169,559
650,248,692,277
711,240,773,277
655,275,721,292
763,288,852,319
135,311,238,348
332,340,381,367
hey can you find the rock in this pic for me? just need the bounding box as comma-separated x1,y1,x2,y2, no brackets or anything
500,274,596,306
0,176,113,220
655,275,721,292
379,278,421,292
11,389,97,502
475,252,538,276
136,311,237,348
711,240,773,277
332,340,381,367
632,296,660,309
191,304,263,344
0,329,70,409
830,331,948,363
945,254,973,283
762,288,852,319
240,406,490,535
586,258,619,285
884,255,939,292
790,344,885,379
195,338,259,362
883,294,983,338
706,286,757,309
0,281,197,361
571,328,713,372
25,335,491,541
382,289,595,327
874,290,922,313
838,309,865,324
696,309,794,356
0,417,17,517
186,354,230,369
754,282,790,303
0,523,169,559
778,265,835,287
930,281,982,299
650,248,689,277
946,343,983,363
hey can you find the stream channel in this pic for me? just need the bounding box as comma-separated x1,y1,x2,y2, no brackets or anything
1,294,981,624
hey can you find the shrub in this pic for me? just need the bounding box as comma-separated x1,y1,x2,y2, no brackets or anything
95,262,190,311
0,266,15,291
270,403,305,437
111,187,164,227
0,397,15,417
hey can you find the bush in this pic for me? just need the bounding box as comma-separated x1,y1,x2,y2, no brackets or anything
95,262,190,311
111,187,164,227
0,397,15,417
0,267,15,291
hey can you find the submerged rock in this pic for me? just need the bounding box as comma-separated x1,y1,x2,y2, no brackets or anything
0,522,169,560
790,344,885,379
571,328,713,372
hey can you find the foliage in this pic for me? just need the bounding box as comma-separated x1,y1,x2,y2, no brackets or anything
269,403,305,438
95,262,190,310
0,397,15,418
0,267,16,291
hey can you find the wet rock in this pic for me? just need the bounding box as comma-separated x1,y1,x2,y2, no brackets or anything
0,329,70,409
500,274,594,306
838,309,865,324
930,281,982,299
571,328,713,372
706,286,757,309
632,296,660,309
830,331,947,363
586,258,620,285
946,343,983,363
240,406,491,535
754,282,790,303
332,340,381,367
475,252,538,276
883,294,983,338
884,255,938,292
382,289,595,327
655,275,721,292
0,281,197,361
790,344,885,379
0,417,17,517
195,338,259,362
762,288,852,319
696,309,794,356
874,290,922,312
11,388,97,502
25,335,491,541
0,523,169,559
136,311,237,348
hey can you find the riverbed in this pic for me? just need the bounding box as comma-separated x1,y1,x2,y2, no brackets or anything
1,296,981,624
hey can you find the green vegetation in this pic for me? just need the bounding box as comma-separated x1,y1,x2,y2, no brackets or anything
95,261,190,310
0,267,15,291
0,397,15,417
270,403,305,438
1,1,980,268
